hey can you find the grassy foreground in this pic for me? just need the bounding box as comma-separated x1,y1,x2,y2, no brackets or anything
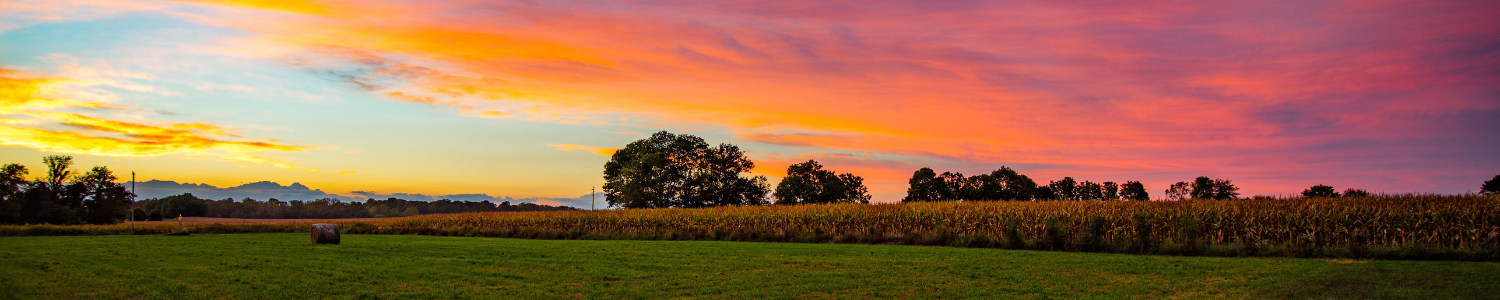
2,234,1497,299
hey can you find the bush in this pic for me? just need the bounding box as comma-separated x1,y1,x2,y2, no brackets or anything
1302,185,1339,198
1078,215,1107,252
147,209,163,221
158,193,207,217
1133,213,1153,254
1041,216,1066,250
131,208,148,221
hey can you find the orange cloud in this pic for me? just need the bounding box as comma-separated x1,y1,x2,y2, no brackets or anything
0,68,309,167
546,144,618,156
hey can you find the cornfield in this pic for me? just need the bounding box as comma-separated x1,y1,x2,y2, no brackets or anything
5,195,1498,260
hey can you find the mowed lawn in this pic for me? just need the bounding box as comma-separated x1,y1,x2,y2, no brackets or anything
2,234,1497,299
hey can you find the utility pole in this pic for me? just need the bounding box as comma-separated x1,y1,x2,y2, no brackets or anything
591,186,595,211
130,171,135,235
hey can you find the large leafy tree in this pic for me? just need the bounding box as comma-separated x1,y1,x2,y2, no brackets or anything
17,156,82,224
1189,176,1240,200
1047,177,1079,201
41,155,73,189
1102,182,1120,200
603,131,769,208
938,171,967,200
1078,181,1104,200
0,164,28,223
902,168,947,202
158,193,208,218
1120,181,1149,201
76,166,133,224
773,160,870,205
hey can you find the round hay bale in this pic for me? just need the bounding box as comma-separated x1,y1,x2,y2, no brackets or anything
312,223,340,244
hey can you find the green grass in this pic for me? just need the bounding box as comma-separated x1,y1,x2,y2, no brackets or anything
2,234,1496,299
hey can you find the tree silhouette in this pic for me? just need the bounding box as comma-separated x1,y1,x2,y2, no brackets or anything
939,171,967,200
902,167,946,202
1120,181,1149,201
1165,182,1191,201
1190,177,1215,199
41,155,73,189
773,160,870,205
159,193,208,218
20,156,82,224
1303,185,1339,198
1482,175,1500,196
1211,178,1240,200
1103,182,1120,201
1187,176,1239,200
1078,181,1104,200
1342,188,1372,198
603,131,769,208
77,166,132,224
1048,177,1079,200
967,167,1038,201
0,164,26,224
996,167,1039,201
1033,185,1059,200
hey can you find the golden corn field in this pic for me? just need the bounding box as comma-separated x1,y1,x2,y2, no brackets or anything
5,195,1497,260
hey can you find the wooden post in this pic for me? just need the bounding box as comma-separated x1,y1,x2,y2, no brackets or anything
311,224,340,244
178,214,183,232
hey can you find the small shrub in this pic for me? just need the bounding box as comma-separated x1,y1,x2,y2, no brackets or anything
1133,213,1153,254
1080,215,1107,252
1004,218,1025,249
1042,216,1066,250
1177,215,1203,255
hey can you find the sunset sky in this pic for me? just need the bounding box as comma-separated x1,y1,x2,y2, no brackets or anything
2,0,1497,204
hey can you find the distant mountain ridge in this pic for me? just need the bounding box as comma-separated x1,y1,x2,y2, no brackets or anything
131,180,518,203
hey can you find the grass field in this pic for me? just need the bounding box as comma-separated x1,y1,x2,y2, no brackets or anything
2,233,1497,299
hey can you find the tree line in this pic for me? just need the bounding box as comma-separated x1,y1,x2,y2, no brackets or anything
131,193,573,221
0,156,574,225
0,156,132,225
604,132,1500,208
900,167,1154,201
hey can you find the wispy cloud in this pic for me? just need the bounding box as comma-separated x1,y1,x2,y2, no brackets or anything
546,143,618,156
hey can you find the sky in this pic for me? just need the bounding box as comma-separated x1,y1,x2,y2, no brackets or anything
1,0,1497,204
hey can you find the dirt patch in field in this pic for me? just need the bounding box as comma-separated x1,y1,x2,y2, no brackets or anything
128,217,407,224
